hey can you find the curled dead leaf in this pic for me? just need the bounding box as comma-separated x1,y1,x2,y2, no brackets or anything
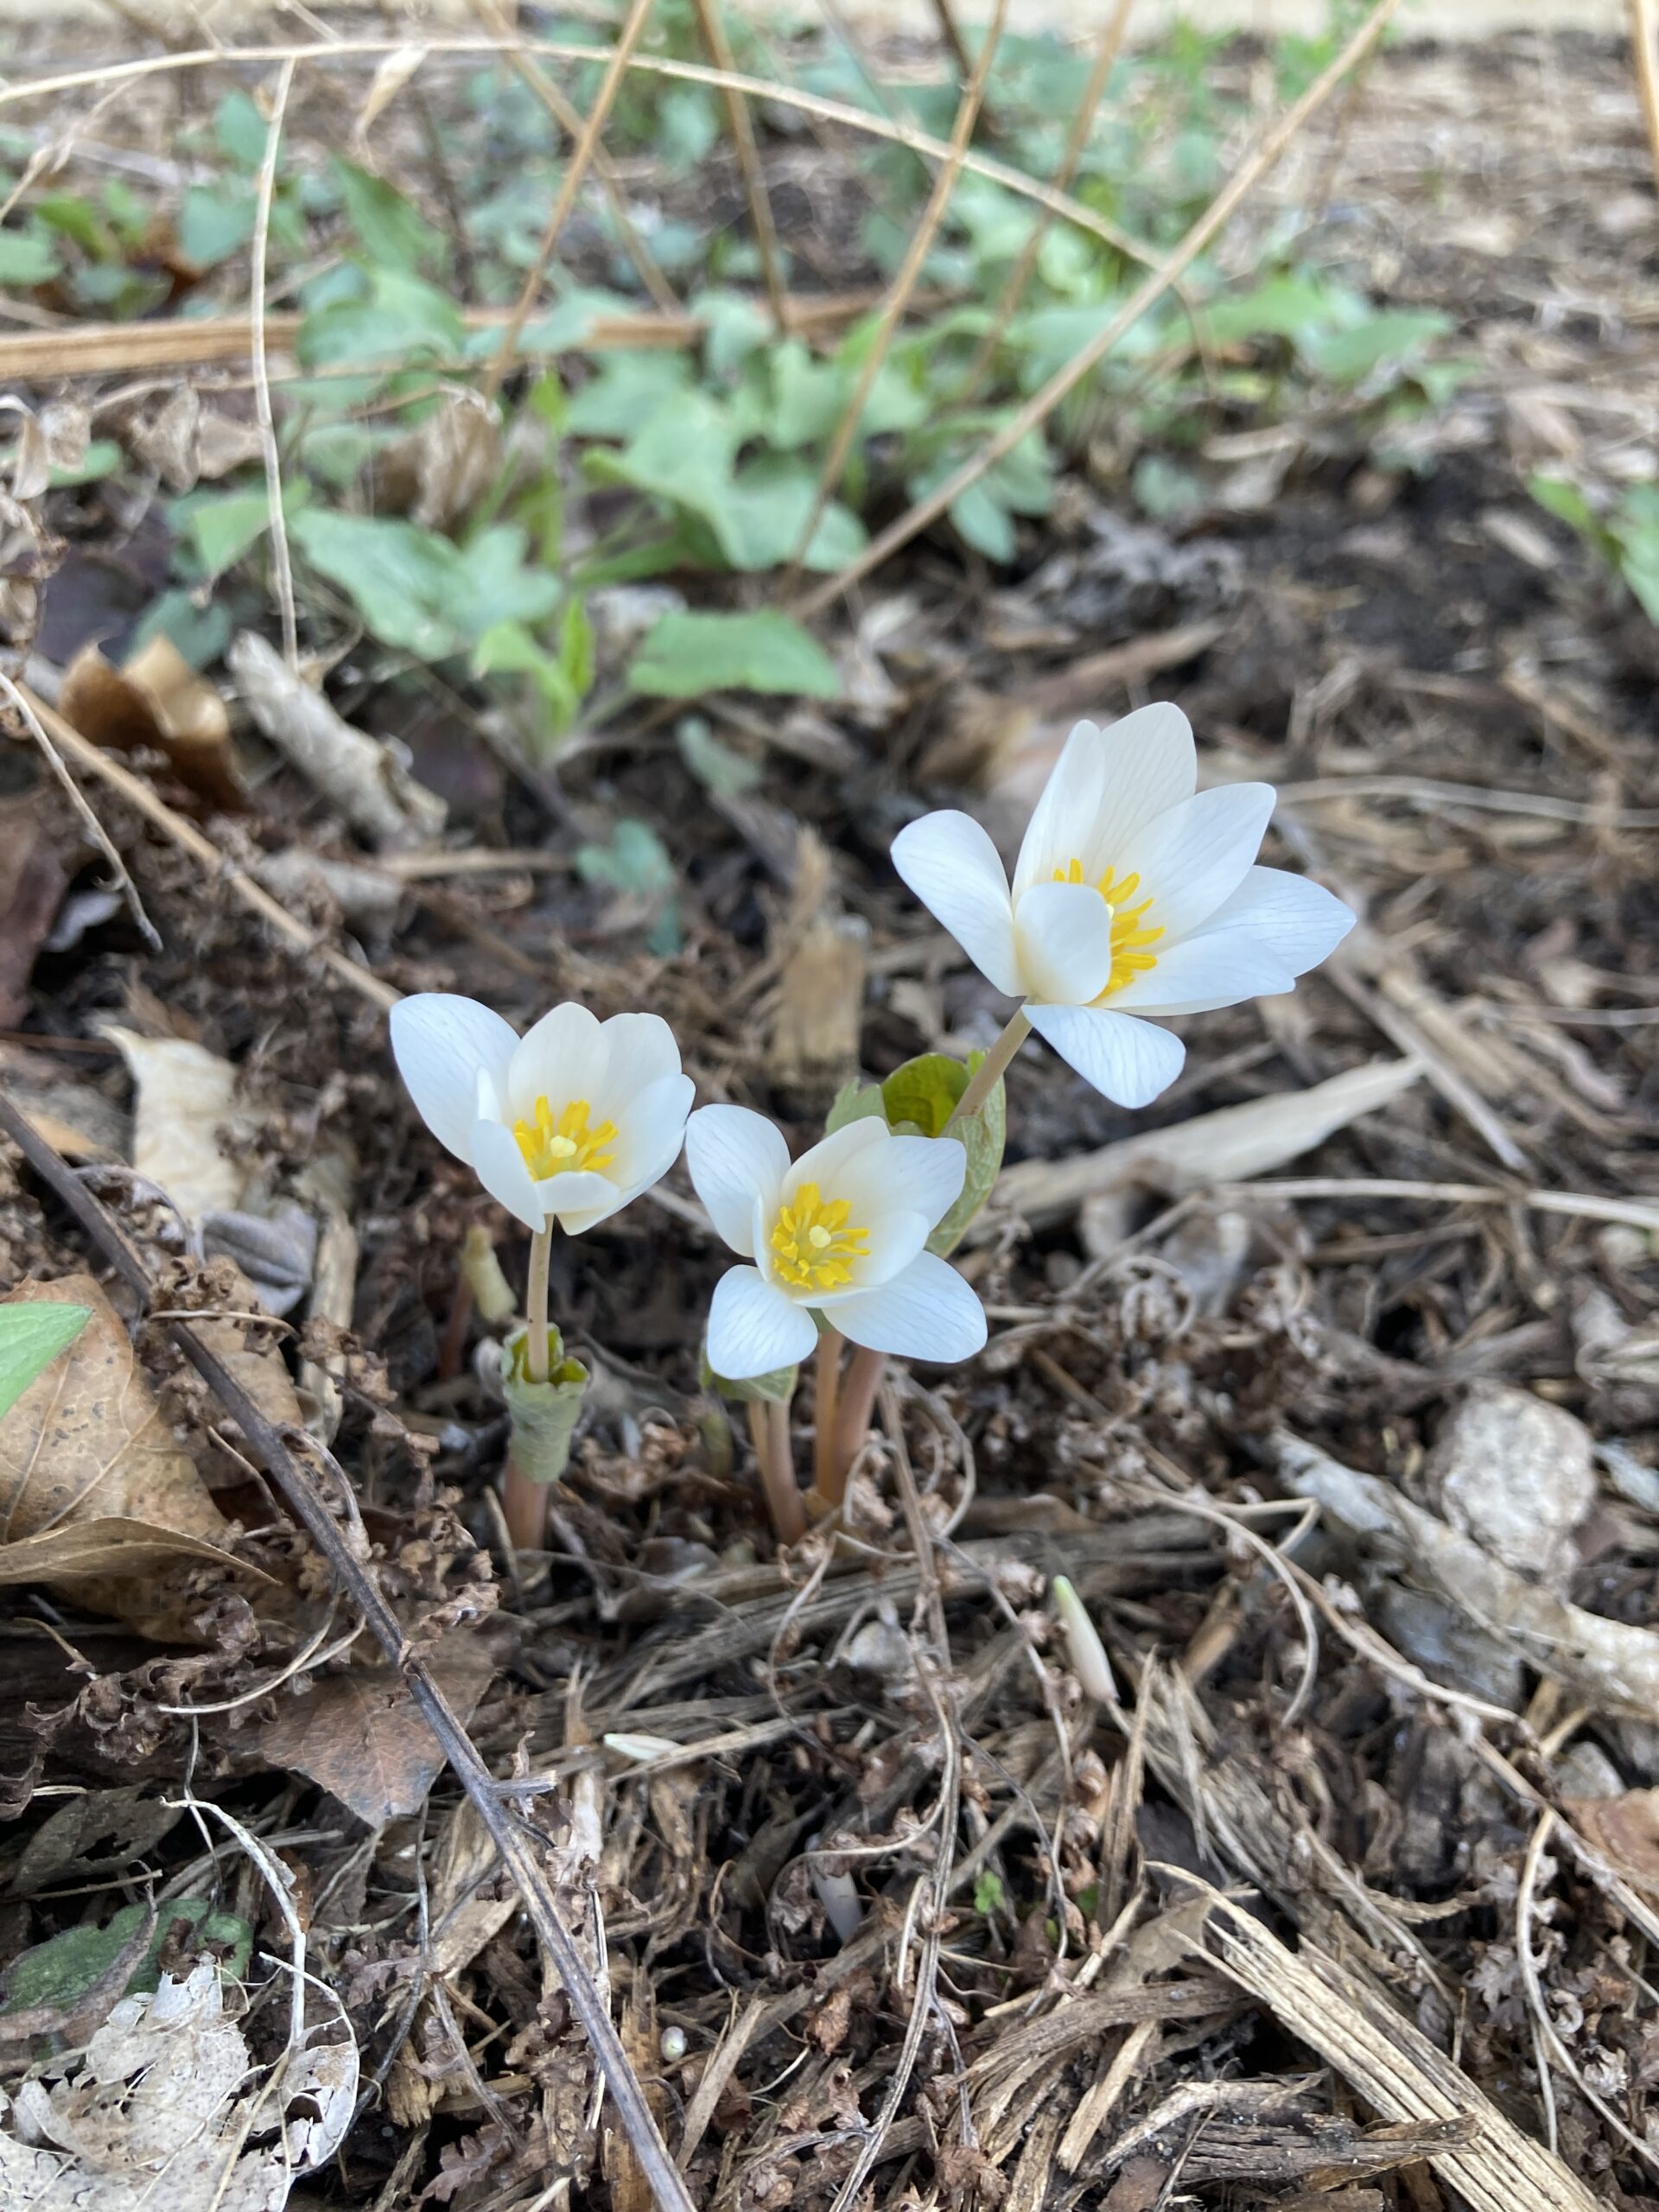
0,1274,264,1634
59,637,242,810
251,1642,493,1826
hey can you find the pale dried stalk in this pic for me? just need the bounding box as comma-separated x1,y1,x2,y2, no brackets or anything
1181,1881,1599,2212
691,0,787,332
0,671,158,950
0,292,901,380
469,0,678,315
794,0,1404,616
787,0,1009,570
480,0,659,404
957,0,1135,401
251,58,298,668
1630,0,1659,196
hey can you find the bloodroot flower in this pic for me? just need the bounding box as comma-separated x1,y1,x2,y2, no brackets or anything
891,703,1355,1108
390,995,693,1235
685,1108,987,1380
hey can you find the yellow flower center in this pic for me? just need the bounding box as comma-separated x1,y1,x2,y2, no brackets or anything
769,1181,869,1294
512,1096,618,1180
1053,859,1165,996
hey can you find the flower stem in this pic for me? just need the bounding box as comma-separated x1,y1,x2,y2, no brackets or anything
809,1329,844,1514
830,1341,887,1496
748,1395,805,1544
504,1221,555,1550
524,1222,552,1382
947,1004,1031,1131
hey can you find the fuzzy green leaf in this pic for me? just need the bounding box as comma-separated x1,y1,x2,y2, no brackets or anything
0,1304,91,1424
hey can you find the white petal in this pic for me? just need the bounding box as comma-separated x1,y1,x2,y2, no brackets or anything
1113,783,1275,943
1013,880,1118,1006
611,1073,694,1188
813,1208,932,1300
471,1116,549,1230
1016,705,1198,897
1108,931,1294,1015
390,994,518,1164
508,1001,607,1119
707,1266,818,1379
1013,720,1109,899
1189,865,1356,976
596,1011,683,1108
833,1252,987,1364
540,1168,625,1233
836,1135,967,1240
784,1116,888,1205
1027,1002,1185,1108
686,1104,790,1257
891,810,1020,997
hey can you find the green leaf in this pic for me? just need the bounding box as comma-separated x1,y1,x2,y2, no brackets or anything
130,588,233,671
0,1303,91,1423
677,715,761,798
699,1348,798,1405
973,1869,1006,1915
565,351,696,438
216,88,273,171
297,267,464,370
0,1898,252,2020
1300,308,1452,385
333,156,445,273
35,193,118,259
575,817,681,954
948,480,1016,563
182,488,276,578
823,1079,886,1135
290,508,460,657
627,610,840,700
0,226,61,285
450,525,563,638
177,185,257,270
48,438,123,489
556,594,594,697
878,1052,1005,1255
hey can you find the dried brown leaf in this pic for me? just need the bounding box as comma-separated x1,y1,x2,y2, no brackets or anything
0,791,70,1024
59,638,242,810
251,1643,493,1825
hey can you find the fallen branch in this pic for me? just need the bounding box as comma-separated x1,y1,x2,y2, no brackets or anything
0,1087,696,2212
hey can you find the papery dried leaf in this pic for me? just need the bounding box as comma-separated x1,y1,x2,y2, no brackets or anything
60,637,242,810
250,1642,493,1825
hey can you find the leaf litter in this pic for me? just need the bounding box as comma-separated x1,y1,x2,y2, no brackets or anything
0,13,1656,2212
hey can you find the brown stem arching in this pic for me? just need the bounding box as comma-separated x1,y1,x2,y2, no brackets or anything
830,1341,887,1499
748,1396,806,1544
946,1003,1031,1131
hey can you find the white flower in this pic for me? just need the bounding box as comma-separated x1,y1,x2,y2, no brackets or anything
684,1108,987,1380
891,702,1355,1108
390,995,693,1235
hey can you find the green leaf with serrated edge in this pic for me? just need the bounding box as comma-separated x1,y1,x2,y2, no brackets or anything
0,1304,90,1423
627,610,840,701
878,1052,1005,1257
823,1080,885,1135
699,1349,798,1406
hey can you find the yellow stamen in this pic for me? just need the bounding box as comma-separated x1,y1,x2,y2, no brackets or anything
770,1181,869,1294
512,1095,618,1180
1052,858,1166,996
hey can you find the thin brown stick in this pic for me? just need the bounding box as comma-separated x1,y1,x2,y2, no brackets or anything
0,290,905,381
0,1087,696,2212
1630,0,1659,195
690,0,787,333
17,683,398,1014
469,0,679,315
947,1005,1029,1130
787,0,1009,570
925,0,974,90
251,57,298,668
480,0,659,404
957,0,1135,402
792,0,1403,616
